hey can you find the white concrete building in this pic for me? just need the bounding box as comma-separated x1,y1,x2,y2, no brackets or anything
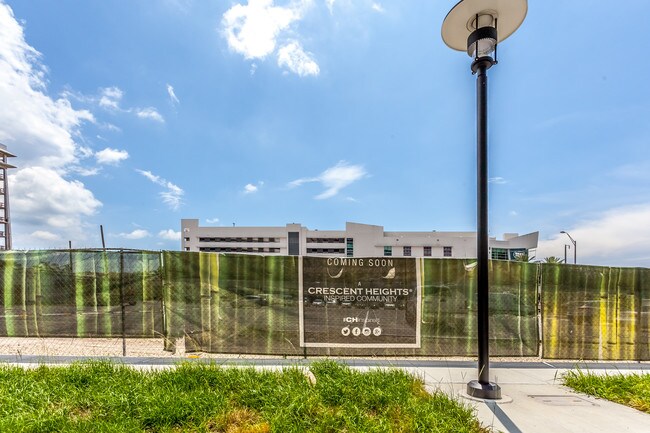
181,220,538,260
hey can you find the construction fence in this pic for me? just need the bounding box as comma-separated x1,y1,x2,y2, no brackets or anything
0,250,648,360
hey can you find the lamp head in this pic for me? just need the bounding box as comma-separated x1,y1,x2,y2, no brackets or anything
441,0,527,58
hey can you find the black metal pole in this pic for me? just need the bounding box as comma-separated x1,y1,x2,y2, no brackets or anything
573,241,578,265
119,249,126,356
100,225,106,249
476,61,490,386
467,57,500,400
562,232,577,265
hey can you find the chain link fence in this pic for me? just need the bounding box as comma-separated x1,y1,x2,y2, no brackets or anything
1,250,648,360
0,249,167,357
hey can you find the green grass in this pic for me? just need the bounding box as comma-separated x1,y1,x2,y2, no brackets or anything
0,360,487,433
564,370,650,413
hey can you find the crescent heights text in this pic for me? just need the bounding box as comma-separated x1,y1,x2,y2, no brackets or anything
306,287,410,303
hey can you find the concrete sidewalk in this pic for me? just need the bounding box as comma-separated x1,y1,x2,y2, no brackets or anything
395,361,650,433
3,356,649,432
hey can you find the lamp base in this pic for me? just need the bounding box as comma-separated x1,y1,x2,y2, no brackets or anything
470,56,496,74
466,380,501,400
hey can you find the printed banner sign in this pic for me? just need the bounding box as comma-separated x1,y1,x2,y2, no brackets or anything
299,257,421,348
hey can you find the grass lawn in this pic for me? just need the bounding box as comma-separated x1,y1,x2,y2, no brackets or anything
564,370,650,413
0,360,488,432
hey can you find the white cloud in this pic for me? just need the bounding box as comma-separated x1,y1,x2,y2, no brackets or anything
166,84,180,105
135,107,164,122
277,41,319,76
0,5,94,170
371,3,385,13
222,0,301,59
164,0,192,13
609,160,650,181
206,217,220,224
222,0,319,77
95,147,129,165
31,230,60,241
9,167,102,240
288,161,366,199
71,167,101,177
244,183,258,194
536,203,650,267
489,177,507,184
0,4,105,247
158,229,181,241
136,169,184,210
117,229,151,240
98,86,123,110
326,0,335,14
67,86,164,123
103,123,121,132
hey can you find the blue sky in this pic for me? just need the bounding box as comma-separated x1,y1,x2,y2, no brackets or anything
1,0,649,267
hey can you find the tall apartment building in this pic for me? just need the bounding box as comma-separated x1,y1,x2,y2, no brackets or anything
181,219,538,260
0,143,16,251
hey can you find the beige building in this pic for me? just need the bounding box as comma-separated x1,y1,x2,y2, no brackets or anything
181,219,538,260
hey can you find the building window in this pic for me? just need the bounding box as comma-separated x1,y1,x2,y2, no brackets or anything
184,237,190,242
424,246,432,257
306,237,344,243
509,249,527,260
384,246,392,256
491,248,508,260
288,232,300,256
346,238,354,257
307,248,345,254
443,246,452,257
403,246,411,257
184,247,190,251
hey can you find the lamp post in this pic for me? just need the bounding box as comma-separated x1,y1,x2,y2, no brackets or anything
564,244,570,264
561,231,577,264
442,0,527,400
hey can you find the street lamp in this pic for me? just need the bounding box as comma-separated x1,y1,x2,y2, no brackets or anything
442,0,527,400
561,231,577,264
564,244,571,264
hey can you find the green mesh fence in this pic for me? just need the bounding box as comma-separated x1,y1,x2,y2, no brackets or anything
161,252,300,354
541,264,650,360
420,259,538,357
2,250,648,359
0,250,162,338
159,253,538,356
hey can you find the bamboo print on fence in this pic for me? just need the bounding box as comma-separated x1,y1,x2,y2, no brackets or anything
2,250,648,359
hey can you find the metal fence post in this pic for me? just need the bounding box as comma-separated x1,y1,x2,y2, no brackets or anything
119,249,126,356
